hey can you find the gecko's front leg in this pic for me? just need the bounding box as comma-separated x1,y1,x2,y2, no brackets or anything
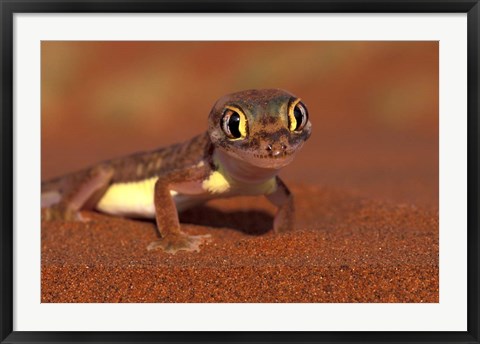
147,166,211,254
266,177,295,233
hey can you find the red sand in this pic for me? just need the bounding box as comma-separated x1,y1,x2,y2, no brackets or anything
41,184,438,303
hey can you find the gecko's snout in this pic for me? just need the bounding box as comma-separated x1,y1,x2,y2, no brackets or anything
266,143,288,158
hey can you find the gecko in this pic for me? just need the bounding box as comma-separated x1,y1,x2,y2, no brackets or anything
41,89,312,254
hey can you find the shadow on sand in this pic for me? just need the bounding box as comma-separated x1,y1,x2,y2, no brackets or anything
179,205,274,236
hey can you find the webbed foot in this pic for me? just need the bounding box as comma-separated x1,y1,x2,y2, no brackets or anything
147,233,211,254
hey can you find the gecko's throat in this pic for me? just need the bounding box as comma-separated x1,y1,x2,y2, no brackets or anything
214,149,283,184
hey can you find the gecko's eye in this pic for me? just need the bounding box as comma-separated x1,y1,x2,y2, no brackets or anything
288,99,308,132
221,107,247,140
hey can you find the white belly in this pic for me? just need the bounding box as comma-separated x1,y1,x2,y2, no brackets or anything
95,177,208,218
95,168,277,219
96,177,158,218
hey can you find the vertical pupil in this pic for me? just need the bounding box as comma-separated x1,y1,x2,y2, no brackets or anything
228,113,241,138
293,106,304,130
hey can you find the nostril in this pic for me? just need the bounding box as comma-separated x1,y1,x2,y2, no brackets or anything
266,144,273,151
281,143,287,150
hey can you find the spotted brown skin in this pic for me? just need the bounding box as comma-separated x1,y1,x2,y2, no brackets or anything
41,89,312,254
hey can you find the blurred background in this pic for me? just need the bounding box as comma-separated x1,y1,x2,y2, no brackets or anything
41,41,438,207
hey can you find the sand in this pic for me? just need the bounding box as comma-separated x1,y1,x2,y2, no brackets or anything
41,184,438,303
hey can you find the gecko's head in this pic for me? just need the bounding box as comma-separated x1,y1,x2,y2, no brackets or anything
208,89,312,169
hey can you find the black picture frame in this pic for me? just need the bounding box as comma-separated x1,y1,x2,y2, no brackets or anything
1,1,479,343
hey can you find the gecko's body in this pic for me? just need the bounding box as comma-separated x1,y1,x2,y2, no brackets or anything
42,89,312,253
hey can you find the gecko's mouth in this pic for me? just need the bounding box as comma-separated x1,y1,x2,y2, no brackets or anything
217,143,303,170
252,151,293,160
242,151,297,169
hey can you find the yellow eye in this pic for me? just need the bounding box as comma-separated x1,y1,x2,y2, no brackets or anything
221,106,247,140
288,99,308,132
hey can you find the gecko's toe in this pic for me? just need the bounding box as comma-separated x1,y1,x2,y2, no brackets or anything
147,233,211,254
41,207,85,222
76,212,92,223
